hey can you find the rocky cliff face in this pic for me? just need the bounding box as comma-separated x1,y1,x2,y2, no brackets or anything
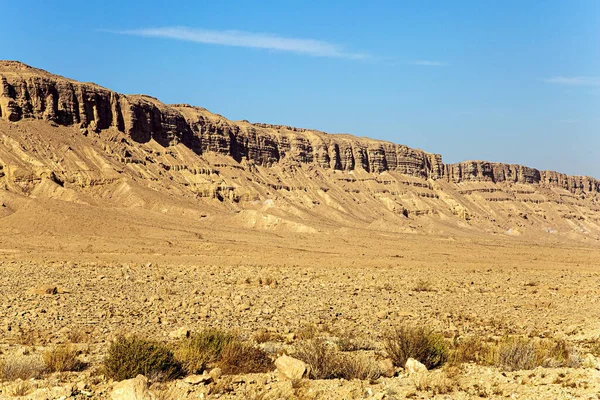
444,161,599,193
0,61,597,194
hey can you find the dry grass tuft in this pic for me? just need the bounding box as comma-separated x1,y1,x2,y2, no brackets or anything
412,279,435,292
449,336,495,366
253,329,284,344
294,339,381,380
43,344,84,372
495,336,580,371
174,329,233,374
67,329,90,344
104,336,182,382
384,326,448,369
414,370,458,395
589,337,600,357
10,381,32,397
335,333,376,352
16,328,47,346
216,341,273,374
0,353,45,381
296,324,319,341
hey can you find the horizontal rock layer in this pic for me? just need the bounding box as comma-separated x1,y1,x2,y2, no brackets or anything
0,61,597,193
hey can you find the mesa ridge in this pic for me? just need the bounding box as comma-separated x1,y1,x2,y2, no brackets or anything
1,60,597,193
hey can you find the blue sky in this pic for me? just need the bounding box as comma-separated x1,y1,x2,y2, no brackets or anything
2,1,599,177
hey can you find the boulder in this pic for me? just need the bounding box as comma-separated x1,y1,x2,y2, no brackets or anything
111,375,155,400
405,358,427,374
275,355,307,380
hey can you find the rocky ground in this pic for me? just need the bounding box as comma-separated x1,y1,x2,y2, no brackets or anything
0,231,599,399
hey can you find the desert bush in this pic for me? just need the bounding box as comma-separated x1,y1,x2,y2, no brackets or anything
337,353,382,381
216,341,273,374
296,324,319,340
174,329,233,374
43,344,84,372
495,337,580,371
335,333,376,352
0,353,45,381
384,326,448,369
253,329,283,344
294,339,381,380
412,279,435,292
449,336,495,366
104,336,181,381
67,329,89,344
295,340,339,379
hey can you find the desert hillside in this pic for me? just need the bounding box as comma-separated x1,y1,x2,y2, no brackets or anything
0,60,599,246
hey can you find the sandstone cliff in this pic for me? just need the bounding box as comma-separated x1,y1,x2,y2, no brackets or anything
2,61,596,195
0,61,443,180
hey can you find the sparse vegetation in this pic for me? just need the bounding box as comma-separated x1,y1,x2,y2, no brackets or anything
495,336,581,371
10,381,32,397
216,341,273,374
414,370,458,395
16,328,46,346
412,279,435,292
335,333,376,352
174,329,234,374
296,324,319,340
0,353,45,381
103,336,182,381
384,326,448,369
43,344,84,372
253,329,284,344
449,336,495,366
67,328,89,344
294,339,381,380
589,337,600,357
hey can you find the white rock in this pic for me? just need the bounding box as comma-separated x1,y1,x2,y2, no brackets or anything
405,358,428,374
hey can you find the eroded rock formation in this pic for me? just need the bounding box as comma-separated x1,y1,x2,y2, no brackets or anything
0,60,597,194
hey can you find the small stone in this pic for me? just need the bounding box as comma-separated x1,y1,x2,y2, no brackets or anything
376,310,388,319
405,358,427,374
168,326,190,339
184,373,212,385
111,375,153,400
275,355,307,380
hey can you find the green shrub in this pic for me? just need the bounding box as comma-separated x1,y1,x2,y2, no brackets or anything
174,329,233,374
384,326,448,369
104,336,181,381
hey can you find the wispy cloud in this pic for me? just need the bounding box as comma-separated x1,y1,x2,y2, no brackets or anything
544,76,600,87
408,60,448,67
107,26,368,60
